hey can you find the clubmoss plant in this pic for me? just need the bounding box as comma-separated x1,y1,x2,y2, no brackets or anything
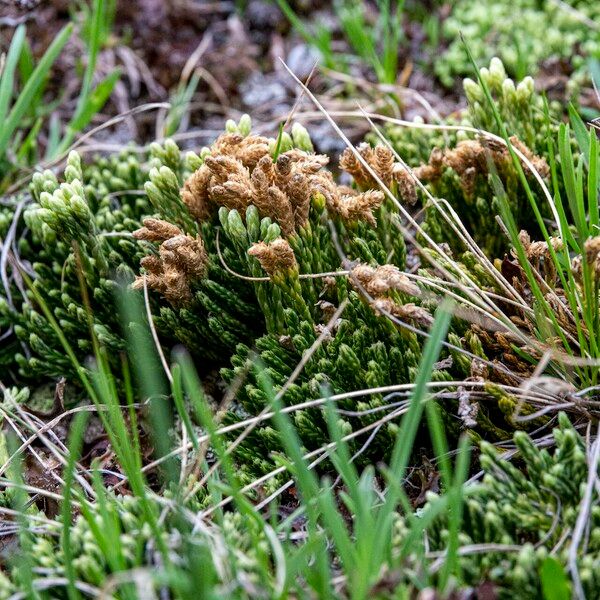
382,58,564,255
397,413,598,598
436,0,600,87
0,150,150,380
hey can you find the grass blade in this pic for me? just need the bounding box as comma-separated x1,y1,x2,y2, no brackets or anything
61,412,89,600
0,23,73,155
0,25,26,128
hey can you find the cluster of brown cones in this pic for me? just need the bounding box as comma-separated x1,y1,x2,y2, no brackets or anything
132,218,208,304
413,136,549,197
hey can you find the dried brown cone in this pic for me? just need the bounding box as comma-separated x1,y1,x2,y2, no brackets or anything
572,255,583,282
412,137,548,197
181,133,270,222
204,155,250,187
351,263,421,298
413,147,444,182
286,172,312,228
181,139,330,235
392,164,418,205
274,153,293,188
236,136,274,169
159,268,192,305
133,218,183,243
138,254,162,276
573,236,600,281
311,171,341,213
208,157,255,213
181,166,212,221
516,229,566,283
443,140,487,176
281,149,329,172
459,166,478,198
440,140,489,198
210,133,271,169
183,154,254,222
584,236,600,269
262,186,296,238
133,232,208,305
336,190,385,227
509,136,550,179
133,264,192,305
277,151,330,229
339,145,372,189
160,234,208,279
339,143,394,190
248,239,297,277
250,156,296,237
545,292,577,335
373,145,394,188
518,230,564,260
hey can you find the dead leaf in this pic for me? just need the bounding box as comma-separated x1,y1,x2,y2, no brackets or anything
458,386,479,428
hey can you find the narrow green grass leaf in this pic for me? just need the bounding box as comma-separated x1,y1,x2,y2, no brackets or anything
275,0,336,69
176,349,263,529
425,399,451,489
79,0,103,102
272,121,286,161
540,556,571,600
439,434,471,590
60,69,120,150
371,303,453,577
559,123,587,241
17,36,34,84
15,116,42,164
322,394,360,504
336,0,382,79
256,363,320,503
45,112,62,159
165,71,200,136
0,25,26,128
568,103,590,167
58,0,120,153
377,0,404,84
0,23,73,155
588,128,599,233
61,412,90,600
316,482,357,580
464,40,587,382
397,482,477,560
5,434,39,600
171,363,199,452
76,472,122,572
383,303,453,494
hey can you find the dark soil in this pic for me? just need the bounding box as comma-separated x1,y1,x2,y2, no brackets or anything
0,0,464,155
